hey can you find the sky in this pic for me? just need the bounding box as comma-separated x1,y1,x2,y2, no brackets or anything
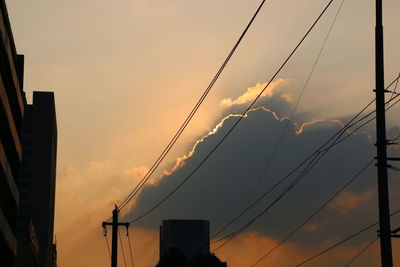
4,0,400,266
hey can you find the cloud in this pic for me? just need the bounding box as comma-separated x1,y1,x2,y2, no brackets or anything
57,162,149,223
220,79,290,107
123,166,149,178
281,92,294,102
55,162,151,265
329,190,375,215
212,230,387,267
55,79,400,267
123,88,399,256
304,219,329,233
162,106,343,180
114,80,400,267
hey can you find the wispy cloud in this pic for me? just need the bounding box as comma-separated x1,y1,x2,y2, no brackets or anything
329,190,375,215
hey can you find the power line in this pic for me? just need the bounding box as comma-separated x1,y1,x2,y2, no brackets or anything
115,0,269,215
129,0,337,224
119,229,128,267
212,138,358,250
294,208,400,266
332,74,400,147
386,73,400,94
104,234,111,261
212,123,363,249
211,76,400,251
210,99,375,244
222,77,400,241
210,74,400,244
334,90,400,147
250,159,374,266
127,229,135,267
213,76,398,251
344,237,378,267
247,120,400,265
213,90,400,250
388,73,400,102
212,101,376,245
296,125,400,266
250,0,346,200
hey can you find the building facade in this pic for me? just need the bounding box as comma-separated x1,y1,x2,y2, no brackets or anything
160,219,210,260
0,0,25,265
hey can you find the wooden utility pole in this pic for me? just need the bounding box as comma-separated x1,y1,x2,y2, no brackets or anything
375,0,393,265
102,205,130,267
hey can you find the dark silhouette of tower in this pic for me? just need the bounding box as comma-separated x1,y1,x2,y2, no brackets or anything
17,91,58,267
159,219,210,260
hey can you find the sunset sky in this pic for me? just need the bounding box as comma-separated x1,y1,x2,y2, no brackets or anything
5,0,400,266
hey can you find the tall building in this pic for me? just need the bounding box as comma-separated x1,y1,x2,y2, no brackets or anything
0,2,58,267
17,91,57,267
0,0,25,265
160,219,210,259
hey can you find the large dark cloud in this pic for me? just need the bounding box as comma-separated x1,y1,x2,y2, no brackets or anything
124,90,400,247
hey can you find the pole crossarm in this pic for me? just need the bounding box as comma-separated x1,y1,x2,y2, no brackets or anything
385,157,400,161
377,229,395,237
102,222,130,227
101,206,131,267
391,226,400,235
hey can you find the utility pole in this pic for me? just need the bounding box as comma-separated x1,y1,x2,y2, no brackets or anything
375,0,393,265
102,205,130,267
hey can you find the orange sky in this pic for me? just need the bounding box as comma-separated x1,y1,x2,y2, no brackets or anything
5,0,400,266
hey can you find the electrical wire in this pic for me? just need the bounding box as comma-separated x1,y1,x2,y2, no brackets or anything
386,74,400,94
127,229,135,267
210,98,375,245
203,100,374,251
114,0,269,216
334,91,400,147
388,72,400,102
249,119,400,265
210,74,400,244
296,131,400,266
212,117,369,249
104,235,111,261
211,76,400,252
213,92,400,250
250,159,374,266
294,208,400,266
129,0,337,224
250,0,346,200
344,237,378,267
119,228,128,267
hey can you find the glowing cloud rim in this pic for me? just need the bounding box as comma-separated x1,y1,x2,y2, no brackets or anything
162,106,344,178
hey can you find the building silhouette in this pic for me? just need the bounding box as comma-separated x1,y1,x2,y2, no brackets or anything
0,1,58,266
15,101,40,267
0,0,25,265
51,241,57,267
16,92,57,267
160,219,210,260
